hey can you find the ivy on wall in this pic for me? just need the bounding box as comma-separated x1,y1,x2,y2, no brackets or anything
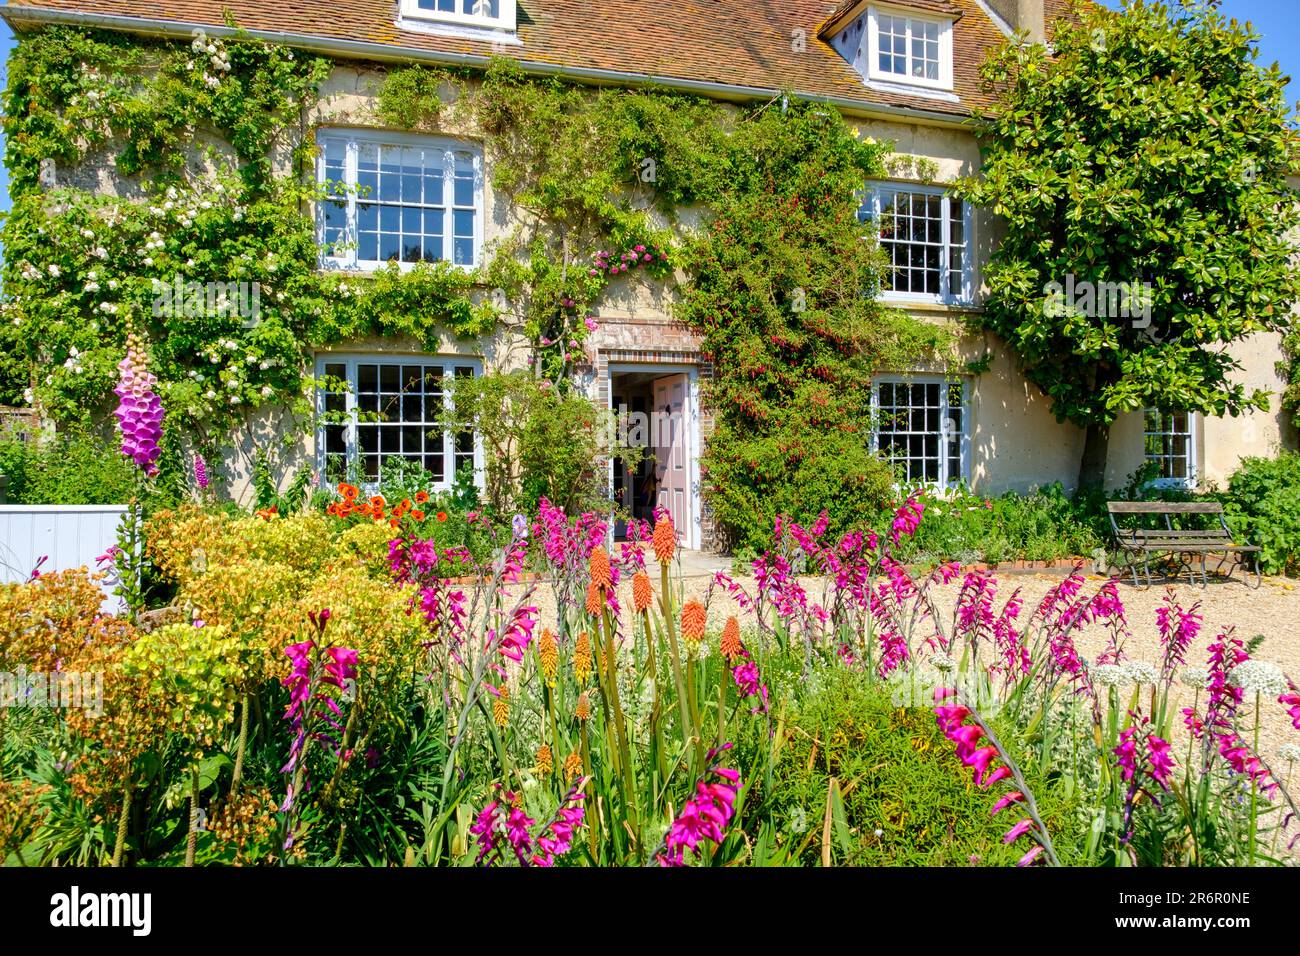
2,26,946,539
1,27,497,438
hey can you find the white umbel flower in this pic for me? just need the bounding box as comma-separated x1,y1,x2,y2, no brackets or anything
931,653,956,673
1229,660,1288,696
1180,667,1209,689
1279,743,1300,763
1121,660,1160,685
1091,663,1126,687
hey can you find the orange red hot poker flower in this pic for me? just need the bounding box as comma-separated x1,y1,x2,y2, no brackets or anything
632,571,654,613
585,581,604,617
681,599,707,642
720,616,743,661
652,516,676,564
588,548,612,590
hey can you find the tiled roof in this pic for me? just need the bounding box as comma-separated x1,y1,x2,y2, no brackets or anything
2,0,1069,120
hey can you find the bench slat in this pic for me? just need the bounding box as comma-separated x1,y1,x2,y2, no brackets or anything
1126,545,1254,552
1123,530,1232,539
1107,501,1224,514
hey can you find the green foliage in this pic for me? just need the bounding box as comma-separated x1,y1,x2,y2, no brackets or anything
121,623,241,753
251,450,312,514
1219,451,1300,576
440,370,631,516
372,65,448,131
741,667,1080,865
465,60,699,385
678,101,948,547
1283,324,1300,429
304,262,498,352
0,428,184,507
705,396,899,554
1,30,495,437
958,0,1300,483
893,484,1106,565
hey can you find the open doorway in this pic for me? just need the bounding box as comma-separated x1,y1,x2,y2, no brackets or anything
608,366,695,547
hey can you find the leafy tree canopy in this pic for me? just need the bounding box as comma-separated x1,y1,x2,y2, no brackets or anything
957,0,1300,489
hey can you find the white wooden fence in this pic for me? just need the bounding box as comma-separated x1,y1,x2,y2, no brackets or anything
0,505,127,607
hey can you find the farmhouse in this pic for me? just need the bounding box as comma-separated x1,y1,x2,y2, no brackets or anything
2,0,1293,551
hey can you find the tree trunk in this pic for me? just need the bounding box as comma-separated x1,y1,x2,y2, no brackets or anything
1078,421,1111,495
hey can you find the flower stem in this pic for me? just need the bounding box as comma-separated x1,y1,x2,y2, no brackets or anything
231,692,251,792
184,765,199,868
112,773,133,867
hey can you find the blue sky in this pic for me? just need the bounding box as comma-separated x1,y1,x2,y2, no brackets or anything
0,0,1297,217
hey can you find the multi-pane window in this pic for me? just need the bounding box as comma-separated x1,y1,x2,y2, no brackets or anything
861,8,953,90
829,9,953,92
399,0,517,30
318,356,479,490
1144,410,1197,488
318,131,481,270
860,185,970,303
876,13,940,82
873,377,967,486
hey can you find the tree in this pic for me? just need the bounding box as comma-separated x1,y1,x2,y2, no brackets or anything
958,0,1300,491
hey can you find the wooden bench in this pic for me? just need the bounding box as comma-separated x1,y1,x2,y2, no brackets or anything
1106,501,1260,588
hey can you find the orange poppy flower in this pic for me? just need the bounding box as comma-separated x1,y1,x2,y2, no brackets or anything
411,510,425,521
338,482,360,501
436,511,448,522
415,490,429,504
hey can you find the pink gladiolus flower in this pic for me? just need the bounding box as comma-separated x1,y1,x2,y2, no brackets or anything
730,652,769,714
1002,819,1033,843
1148,735,1174,788
1280,684,1300,731
889,496,923,546
1016,845,1045,867
990,792,1024,816
980,766,1013,787
656,747,740,867
962,746,999,781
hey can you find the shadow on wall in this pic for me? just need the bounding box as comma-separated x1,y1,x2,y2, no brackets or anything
965,335,1084,495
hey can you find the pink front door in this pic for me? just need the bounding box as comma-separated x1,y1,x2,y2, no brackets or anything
652,374,689,544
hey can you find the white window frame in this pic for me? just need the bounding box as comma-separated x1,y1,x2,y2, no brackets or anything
865,6,954,91
316,129,484,272
315,353,484,494
1143,409,1199,490
862,182,974,305
871,375,970,488
398,0,516,32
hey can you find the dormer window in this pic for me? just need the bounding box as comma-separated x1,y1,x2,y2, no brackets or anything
398,0,517,37
829,5,955,96
873,12,944,84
